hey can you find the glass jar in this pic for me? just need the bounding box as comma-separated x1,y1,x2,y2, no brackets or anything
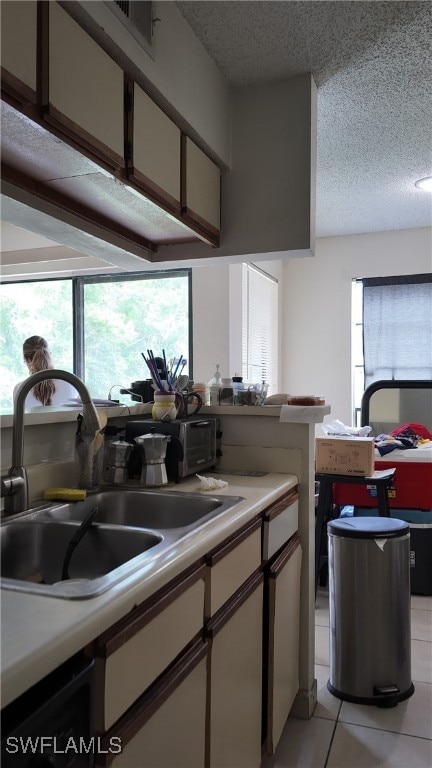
232,376,245,405
193,382,208,406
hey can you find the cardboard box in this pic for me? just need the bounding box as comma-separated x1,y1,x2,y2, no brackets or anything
315,436,375,476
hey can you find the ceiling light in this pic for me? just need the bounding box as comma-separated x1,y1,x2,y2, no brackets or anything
415,176,432,192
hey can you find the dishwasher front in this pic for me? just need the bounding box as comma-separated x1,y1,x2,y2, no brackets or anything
1,652,94,768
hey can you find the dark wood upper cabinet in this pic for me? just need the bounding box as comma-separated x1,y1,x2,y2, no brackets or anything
43,2,125,172
181,136,221,245
1,1,223,260
130,82,181,212
0,0,38,107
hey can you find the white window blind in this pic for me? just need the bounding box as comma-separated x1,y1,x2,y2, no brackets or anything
362,274,432,387
241,264,278,394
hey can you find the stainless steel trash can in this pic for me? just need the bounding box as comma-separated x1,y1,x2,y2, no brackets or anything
327,517,414,707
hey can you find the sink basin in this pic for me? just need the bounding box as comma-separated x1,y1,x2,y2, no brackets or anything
0,489,245,599
35,489,244,530
0,521,164,599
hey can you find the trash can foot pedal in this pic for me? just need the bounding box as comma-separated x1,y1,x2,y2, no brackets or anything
373,685,400,708
373,685,399,696
327,681,415,707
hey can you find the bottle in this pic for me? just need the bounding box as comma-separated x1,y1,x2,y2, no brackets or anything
220,378,234,405
207,364,222,406
232,375,245,405
193,382,208,406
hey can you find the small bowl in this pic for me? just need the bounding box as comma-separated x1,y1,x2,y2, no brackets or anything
287,395,325,406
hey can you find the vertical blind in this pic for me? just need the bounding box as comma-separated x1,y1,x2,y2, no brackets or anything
362,274,432,387
241,264,278,394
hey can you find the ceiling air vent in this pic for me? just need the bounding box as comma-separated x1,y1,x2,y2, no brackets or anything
106,1,154,54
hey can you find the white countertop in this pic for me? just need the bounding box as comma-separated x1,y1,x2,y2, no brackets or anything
0,402,153,428
1,472,297,708
0,402,330,429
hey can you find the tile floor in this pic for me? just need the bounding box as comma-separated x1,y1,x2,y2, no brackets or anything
263,591,432,768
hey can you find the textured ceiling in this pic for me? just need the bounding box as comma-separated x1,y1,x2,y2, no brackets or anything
176,0,432,237
2,1,431,261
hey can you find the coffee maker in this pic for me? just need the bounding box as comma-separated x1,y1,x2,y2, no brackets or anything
120,380,155,403
102,438,132,485
134,433,171,486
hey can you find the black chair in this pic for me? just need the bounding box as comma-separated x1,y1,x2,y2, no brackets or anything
315,470,396,595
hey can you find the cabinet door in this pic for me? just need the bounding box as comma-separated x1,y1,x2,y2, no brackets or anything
181,136,220,243
206,571,263,768
131,83,181,210
1,0,37,105
93,563,205,731
46,2,124,169
97,640,207,768
264,533,302,755
262,489,299,561
205,518,262,618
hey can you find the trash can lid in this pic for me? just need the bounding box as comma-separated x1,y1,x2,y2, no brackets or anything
328,516,410,539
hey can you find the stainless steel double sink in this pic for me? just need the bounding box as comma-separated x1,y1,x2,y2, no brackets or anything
0,489,244,599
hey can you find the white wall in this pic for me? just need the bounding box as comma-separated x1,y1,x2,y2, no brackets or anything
192,227,431,420
158,75,316,263
191,264,230,384
192,259,283,386
282,227,432,425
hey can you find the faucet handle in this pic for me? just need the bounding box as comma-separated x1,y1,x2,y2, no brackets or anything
1,469,28,514
1,474,25,498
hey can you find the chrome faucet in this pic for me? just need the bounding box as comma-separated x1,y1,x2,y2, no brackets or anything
1,369,101,515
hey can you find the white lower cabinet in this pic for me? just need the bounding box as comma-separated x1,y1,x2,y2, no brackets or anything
92,563,205,732
96,639,208,768
205,518,262,618
206,571,264,768
88,493,301,766
263,533,302,755
262,489,299,562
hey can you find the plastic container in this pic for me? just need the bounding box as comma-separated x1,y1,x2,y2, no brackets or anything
193,382,208,406
208,386,220,405
207,365,222,405
232,377,265,406
232,376,245,405
220,378,234,405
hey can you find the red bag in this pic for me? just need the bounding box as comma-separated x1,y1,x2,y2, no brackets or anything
390,422,432,440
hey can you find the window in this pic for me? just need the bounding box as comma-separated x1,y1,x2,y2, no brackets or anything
351,274,432,425
0,279,74,408
362,274,432,386
352,280,364,426
0,270,191,408
241,264,278,394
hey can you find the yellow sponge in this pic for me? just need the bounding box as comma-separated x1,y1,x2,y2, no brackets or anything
44,487,87,502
